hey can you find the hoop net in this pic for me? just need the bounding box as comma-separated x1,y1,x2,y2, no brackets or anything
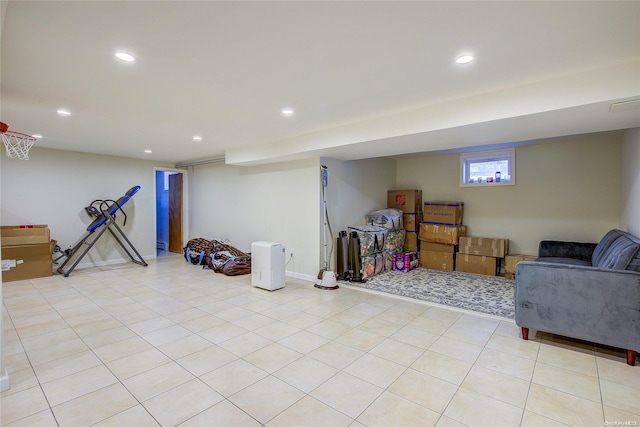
1,130,37,160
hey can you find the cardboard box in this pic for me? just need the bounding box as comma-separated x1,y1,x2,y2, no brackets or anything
418,223,467,245
420,250,455,271
421,242,457,253
459,237,509,258
455,253,497,276
387,190,422,213
393,252,419,272
423,201,464,225
505,254,538,274
1,225,50,246
2,243,52,282
402,212,422,231
403,231,419,252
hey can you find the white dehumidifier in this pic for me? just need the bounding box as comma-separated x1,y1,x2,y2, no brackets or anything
251,241,286,291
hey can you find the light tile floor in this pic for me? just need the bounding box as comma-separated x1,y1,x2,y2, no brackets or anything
2,256,639,426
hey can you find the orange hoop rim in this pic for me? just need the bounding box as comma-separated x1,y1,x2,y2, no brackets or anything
1,129,37,141
0,122,36,141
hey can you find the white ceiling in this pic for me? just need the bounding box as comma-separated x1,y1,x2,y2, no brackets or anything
1,1,639,166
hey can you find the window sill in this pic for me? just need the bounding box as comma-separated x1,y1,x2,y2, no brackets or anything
460,181,515,188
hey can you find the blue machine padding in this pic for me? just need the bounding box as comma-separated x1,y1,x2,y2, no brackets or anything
86,195,131,232
126,185,141,197
58,185,147,277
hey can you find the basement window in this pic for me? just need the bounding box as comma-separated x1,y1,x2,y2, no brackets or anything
460,149,515,187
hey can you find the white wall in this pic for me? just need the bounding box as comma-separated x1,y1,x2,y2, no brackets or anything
0,147,173,267
187,157,396,279
187,158,321,280
321,157,396,271
396,133,622,255
621,127,640,236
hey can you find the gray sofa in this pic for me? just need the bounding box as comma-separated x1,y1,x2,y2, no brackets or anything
515,229,640,365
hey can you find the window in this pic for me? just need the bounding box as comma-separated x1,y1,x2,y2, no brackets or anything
460,148,515,186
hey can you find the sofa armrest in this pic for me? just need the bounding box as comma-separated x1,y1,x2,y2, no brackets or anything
515,261,640,352
538,240,597,262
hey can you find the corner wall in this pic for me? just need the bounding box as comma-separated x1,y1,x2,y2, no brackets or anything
187,158,321,280
396,133,622,255
621,127,640,236
0,148,172,266
321,157,396,271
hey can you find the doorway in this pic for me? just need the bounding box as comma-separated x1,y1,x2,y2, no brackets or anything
155,169,185,257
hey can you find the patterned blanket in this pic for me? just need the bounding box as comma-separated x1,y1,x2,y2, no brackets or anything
184,238,251,276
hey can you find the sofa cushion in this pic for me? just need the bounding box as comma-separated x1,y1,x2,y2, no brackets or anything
591,229,625,267
592,233,640,271
538,241,596,261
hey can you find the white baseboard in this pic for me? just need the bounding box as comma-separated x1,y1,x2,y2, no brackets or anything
285,271,316,284
72,254,155,271
0,370,9,392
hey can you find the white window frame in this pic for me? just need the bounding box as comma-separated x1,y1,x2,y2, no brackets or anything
460,148,516,187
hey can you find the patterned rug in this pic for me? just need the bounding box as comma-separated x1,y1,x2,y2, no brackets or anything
344,268,515,319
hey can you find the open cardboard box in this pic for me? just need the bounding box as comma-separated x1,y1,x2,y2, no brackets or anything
1,225,53,282
1,224,50,246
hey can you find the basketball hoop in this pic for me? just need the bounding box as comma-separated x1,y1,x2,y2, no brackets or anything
0,122,37,160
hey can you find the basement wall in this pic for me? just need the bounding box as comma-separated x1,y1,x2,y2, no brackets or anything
396,132,623,255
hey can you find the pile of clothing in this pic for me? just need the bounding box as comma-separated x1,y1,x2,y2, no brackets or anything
183,238,251,276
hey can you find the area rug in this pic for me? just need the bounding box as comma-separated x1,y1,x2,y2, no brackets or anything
344,268,515,319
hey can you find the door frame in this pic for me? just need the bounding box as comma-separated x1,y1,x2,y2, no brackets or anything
153,167,189,257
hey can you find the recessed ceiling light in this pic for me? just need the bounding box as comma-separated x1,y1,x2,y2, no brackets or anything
456,55,474,64
281,107,294,116
144,149,152,154
32,134,43,139
115,52,135,62
192,136,202,142
56,109,71,116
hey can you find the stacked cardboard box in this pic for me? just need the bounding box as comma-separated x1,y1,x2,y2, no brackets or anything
387,190,422,213
418,201,465,272
456,237,509,276
419,241,458,271
387,190,422,253
423,201,464,225
402,212,422,252
504,254,538,279
1,225,53,282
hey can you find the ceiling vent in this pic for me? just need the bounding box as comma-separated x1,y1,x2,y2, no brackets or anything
609,99,640,113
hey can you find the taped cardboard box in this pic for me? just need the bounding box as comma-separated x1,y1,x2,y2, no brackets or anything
387,190,422,213
423,201,464,225
455,253,497,276
505,254,538,274
1,225,50,246
403,231,419,252
459,237,509,258
402,212,422,231
421,242,457,253
418,223,467,245
2,243,53,282
420,250,455,271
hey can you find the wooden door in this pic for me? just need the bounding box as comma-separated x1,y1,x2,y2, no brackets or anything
168,173,183,253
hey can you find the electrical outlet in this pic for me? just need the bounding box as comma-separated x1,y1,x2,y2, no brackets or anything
289,248,294,256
